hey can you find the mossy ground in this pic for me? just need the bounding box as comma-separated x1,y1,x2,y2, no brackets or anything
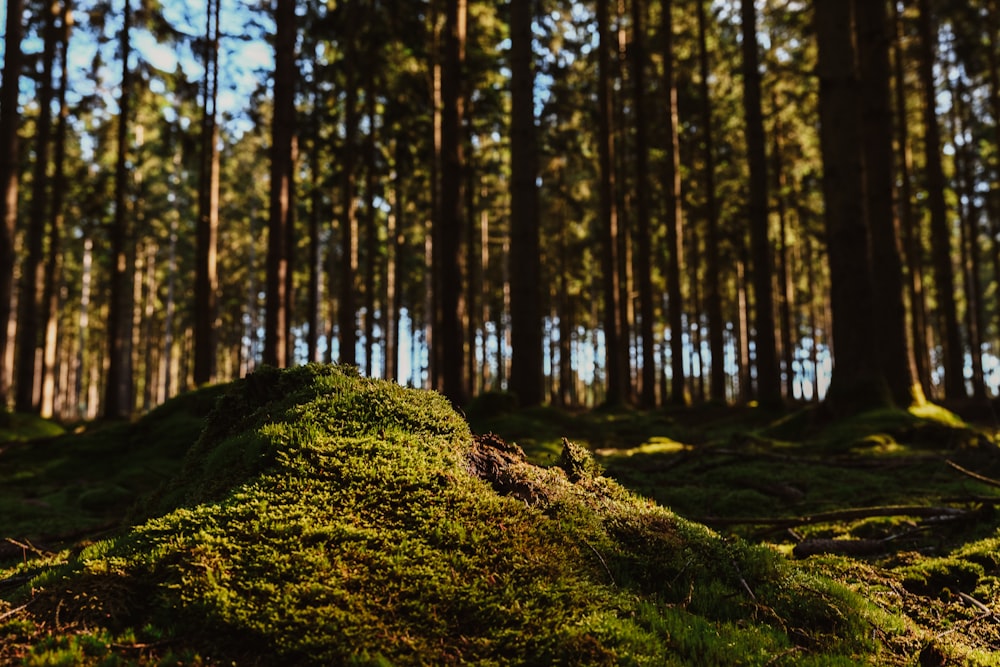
1,368,999,664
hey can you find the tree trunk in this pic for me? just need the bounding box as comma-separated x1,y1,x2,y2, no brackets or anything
104,0,135,418
891,0,931,397
814,0,891,415
509,0,543,407
263,0,297,368
697,0,725,404
629,0,655,408
364,69,379,377
339,53,359,367
915,0,966,400
438,0,468,405
856,0,924,408
15,0,58,411
740,0,781,407
40,1,70,419
596,0,626,406
661,0,687,406
194,0,220,385
0,0,24,407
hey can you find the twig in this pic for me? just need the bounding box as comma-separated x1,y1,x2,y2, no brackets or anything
957,592,993,616
946,460,1000,490
0,597,37,622
581,539,615,587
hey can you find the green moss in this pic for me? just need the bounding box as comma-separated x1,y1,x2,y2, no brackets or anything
3,364,888,665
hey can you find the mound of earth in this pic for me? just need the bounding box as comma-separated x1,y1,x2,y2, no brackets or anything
2,365,894,665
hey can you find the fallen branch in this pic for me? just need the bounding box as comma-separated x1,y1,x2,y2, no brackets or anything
946,460,1000,490
697,505,968,529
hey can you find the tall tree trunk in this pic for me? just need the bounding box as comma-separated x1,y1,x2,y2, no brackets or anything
194,0,220,385
950,78,986,400
597,0,626,406
915,0,965,400
363,71,379,377
104,0,135,418
306,80,322,363
509,0,543,407
892,0,931,397
771,103,794,400
630,0,655,408
814,0,891,415
0,0,24,407
263,0,296,368
339,58,359,367
437,0,468,405
856,0,924,408
15,0,58,411
697,0,725,404
661,0,686,405
40,1,70,419
740,0,781,407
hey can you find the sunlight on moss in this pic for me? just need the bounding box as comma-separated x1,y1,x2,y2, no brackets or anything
594,436,691,458
909,402,965,427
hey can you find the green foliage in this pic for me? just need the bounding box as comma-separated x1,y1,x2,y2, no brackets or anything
3,365,889,665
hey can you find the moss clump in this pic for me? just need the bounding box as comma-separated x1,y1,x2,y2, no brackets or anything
6,364,889,665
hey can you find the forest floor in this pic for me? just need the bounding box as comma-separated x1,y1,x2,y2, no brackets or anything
2,372,1000,664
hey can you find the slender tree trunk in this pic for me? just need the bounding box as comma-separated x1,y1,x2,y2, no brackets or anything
364,72,379,377
15,1,58,411
740,0,781,407
509,0,543,407
736,241,752,403
661,0,687,405
339,61,359,367
0,0,23,408
892,0,931,397
857,0,924,408
696,0,725,403
438,0,468,405
263,0,297,368
596,0,626,405
306,82,322,363
629,0,655,408
194,0,220,384
104,0,135,418
915,0,965,400
772,105,794,400
40,2,70,419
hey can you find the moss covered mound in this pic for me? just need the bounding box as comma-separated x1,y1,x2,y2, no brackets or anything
4,365,890,665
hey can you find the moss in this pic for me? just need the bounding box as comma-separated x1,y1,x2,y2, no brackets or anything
3,364,888,665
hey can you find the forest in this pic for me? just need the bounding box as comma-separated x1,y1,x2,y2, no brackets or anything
1,0,998,418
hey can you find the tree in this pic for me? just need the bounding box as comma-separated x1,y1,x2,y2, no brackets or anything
814,0,892,414
915,0,965,400
104,0,136,418
631,0,656,408
508,0,543,407
740,0,781,407
856,0,924,408
263,0,297,368
437,0,468,405
696,0,725,403
661,0,686,406
596,0,627,405
0,0,24,407
194,0,221,385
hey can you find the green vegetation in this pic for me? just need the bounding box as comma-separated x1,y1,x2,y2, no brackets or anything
2,365,1000,664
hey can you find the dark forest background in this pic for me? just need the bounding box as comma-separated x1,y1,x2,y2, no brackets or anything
0,0,996,419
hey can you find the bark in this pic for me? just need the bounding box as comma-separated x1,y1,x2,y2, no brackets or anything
661,0,687,406
697,0,725,404
339,49,359,367
597,0,626,406
509,0,543,407
915,0,966,400
438,0,468,405
856,0,924,408
0,0,24,406
194,0,220,385
306,82,322,363
104,0,135,418
263,0,297,368
891,0,931,396
364,68,379,377
814,0,891,415
15,1,58,411
40,2,70,419
740,0,781,407
629,0,655,408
